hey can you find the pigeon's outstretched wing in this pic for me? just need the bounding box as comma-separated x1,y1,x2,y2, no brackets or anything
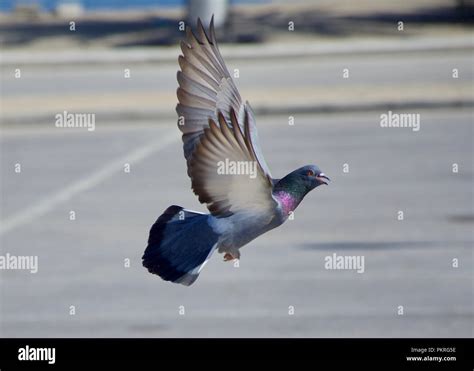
177,17,272,180
189,110,276,218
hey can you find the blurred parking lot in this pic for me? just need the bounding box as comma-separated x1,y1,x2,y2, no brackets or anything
0,0,473,337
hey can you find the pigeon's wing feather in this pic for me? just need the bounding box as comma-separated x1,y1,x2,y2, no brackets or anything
190,110,277,218
243,101,272,178
177,17,272,179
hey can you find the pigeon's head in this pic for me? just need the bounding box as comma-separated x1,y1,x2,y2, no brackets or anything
296,165,330,190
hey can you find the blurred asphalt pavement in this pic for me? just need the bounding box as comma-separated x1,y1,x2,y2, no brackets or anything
0,8,473,337
1,36,473,125
0,108,472,337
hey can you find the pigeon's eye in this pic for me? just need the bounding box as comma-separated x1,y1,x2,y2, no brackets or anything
306,170,314,177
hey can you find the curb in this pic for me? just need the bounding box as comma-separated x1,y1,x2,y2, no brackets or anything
2,99,472,126
1,36,472,67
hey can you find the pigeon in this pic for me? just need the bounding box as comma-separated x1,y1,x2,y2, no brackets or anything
142,17,330,286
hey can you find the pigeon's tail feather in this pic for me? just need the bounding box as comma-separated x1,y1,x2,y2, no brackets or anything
142,205,220,286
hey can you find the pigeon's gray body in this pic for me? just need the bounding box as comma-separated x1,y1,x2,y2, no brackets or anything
209,206,286,259
142,18,329,286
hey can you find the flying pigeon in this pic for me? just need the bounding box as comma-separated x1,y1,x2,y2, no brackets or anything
142,17,330,286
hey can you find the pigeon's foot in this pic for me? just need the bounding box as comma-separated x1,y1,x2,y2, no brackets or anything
223,253,235,261
223,252,239,261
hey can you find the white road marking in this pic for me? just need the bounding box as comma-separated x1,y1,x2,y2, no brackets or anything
0,131,178,235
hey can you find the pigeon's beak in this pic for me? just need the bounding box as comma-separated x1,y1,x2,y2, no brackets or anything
316,173,330,185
